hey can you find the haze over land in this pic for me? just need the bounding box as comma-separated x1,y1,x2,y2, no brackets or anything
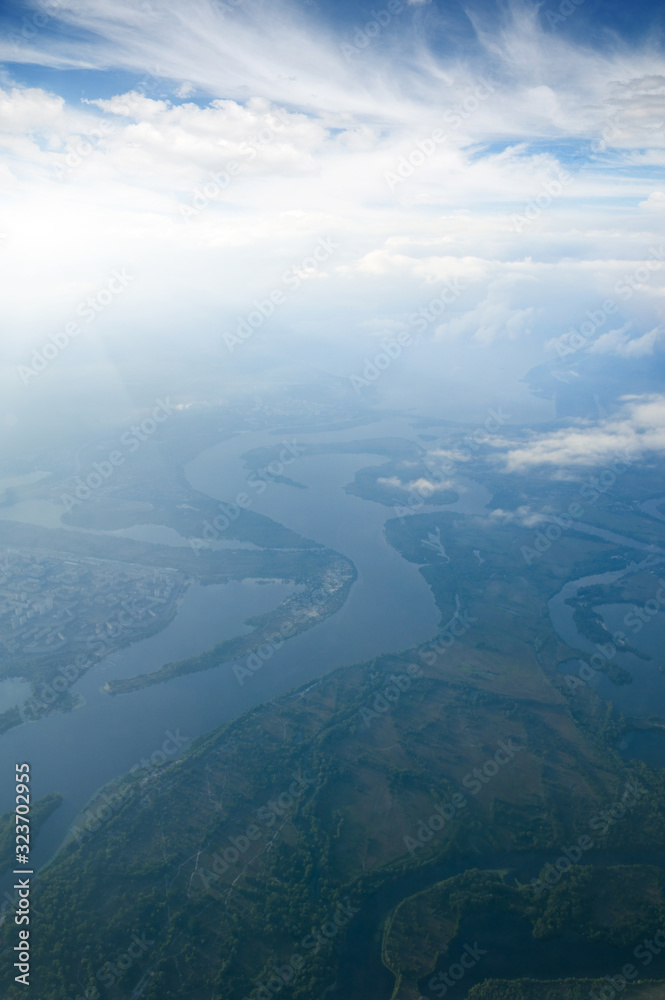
1,1,665,999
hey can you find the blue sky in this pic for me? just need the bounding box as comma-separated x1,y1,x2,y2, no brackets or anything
0,0,664,462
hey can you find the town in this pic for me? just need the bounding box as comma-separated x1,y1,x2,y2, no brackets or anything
0,548,182,665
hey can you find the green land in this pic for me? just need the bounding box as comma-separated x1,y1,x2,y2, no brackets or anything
2,406,665,998
0,793,63,877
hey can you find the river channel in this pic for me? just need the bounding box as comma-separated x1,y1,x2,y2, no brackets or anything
2,423,665,996
0,415,488,876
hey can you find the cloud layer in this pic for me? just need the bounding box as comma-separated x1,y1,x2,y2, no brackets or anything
497,394,665,470
0,0,664,435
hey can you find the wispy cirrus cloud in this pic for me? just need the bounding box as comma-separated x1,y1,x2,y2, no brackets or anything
0,0,664,426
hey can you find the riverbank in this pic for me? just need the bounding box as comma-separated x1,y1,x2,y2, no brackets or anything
105,555,356,694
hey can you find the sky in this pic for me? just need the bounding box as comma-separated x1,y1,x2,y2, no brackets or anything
0,0,664,468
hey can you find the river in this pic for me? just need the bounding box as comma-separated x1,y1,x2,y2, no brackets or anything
330,848,665,1000
0,415,488,877
332,509,665,1000
547,515,665,764
2,425,665,996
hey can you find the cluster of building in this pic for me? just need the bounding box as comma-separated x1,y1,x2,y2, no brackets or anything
0,549,179,661
289,559,352,623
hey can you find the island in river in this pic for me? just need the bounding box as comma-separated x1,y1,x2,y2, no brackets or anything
3,393,665,999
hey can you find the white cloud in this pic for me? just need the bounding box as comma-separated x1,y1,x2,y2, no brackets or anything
589,324,665,357
640,190,665,210
490,505,547,527
175,81,196,99
497,394,665,471
0,0,664,407
377,475,454,492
